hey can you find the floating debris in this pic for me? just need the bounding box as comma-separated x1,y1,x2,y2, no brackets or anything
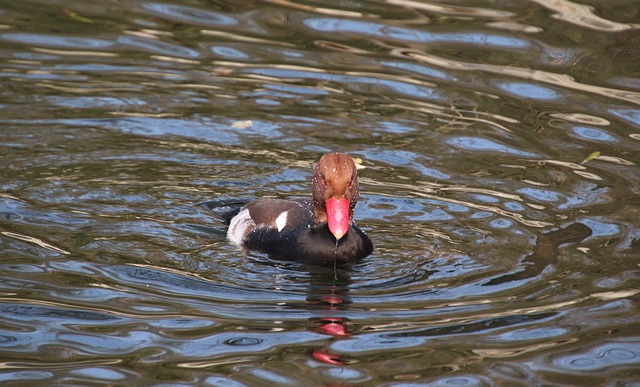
231,120,253,129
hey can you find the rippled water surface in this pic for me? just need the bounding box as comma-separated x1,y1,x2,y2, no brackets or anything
1,0,640,385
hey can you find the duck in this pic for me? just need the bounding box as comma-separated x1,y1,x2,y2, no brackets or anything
224,152,373,264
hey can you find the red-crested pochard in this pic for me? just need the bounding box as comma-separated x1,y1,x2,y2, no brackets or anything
225,153,373,263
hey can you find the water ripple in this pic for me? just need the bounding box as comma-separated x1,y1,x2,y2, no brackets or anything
140,3,240,27
0,33,114,50
305,18,530,49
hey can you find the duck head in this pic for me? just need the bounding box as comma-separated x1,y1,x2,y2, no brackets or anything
312,153,360,240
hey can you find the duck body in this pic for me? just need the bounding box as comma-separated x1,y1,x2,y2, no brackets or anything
225,153,373,264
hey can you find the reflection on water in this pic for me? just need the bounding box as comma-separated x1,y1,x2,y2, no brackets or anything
485,222,592,286
1,0,640,384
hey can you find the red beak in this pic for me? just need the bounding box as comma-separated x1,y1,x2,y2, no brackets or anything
326,197,349,240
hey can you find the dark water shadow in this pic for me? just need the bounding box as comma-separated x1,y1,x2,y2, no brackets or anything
484,222,592,286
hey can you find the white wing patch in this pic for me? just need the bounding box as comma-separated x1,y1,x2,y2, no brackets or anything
227,208,256,246
275,211,288,232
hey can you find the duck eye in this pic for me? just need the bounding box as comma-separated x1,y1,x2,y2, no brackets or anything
322,179,328,187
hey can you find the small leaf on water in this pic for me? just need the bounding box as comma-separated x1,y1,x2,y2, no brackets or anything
352,157,366,170
581,151,601,164
63,9,95,24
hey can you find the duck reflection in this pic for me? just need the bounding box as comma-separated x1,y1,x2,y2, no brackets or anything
305,264,355,365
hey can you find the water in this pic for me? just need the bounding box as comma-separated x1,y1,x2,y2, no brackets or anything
1,0,639,385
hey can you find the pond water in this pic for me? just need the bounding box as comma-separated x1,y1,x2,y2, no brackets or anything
1,0,640,385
